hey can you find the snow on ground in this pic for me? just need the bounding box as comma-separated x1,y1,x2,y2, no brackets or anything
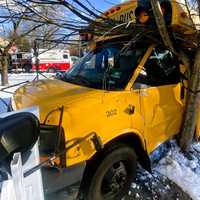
155,141,200,200
1,73,200,200
0,73,54,113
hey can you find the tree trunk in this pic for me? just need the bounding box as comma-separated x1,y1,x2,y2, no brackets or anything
178,47,200,151
150,0,175,53
149,0,190,69
0,54,9,86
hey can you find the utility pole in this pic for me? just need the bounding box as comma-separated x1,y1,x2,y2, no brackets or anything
33,40,40,81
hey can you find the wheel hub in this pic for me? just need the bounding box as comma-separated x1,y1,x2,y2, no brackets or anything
101,161,127,196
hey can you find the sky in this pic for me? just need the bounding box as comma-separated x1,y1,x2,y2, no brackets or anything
0,0,128,37
85,0,126,12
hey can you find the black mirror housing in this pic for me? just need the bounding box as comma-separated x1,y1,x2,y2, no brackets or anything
0,112,40,163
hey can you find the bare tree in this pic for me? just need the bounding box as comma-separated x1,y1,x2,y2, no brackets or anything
0,0,66,86
0,1,45,85
178,1,200,150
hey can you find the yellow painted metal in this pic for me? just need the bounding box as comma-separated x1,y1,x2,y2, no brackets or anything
140,84,185,153
14,79,146,166
102,0,137,23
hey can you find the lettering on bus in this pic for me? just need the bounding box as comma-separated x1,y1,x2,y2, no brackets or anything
113,10,135,23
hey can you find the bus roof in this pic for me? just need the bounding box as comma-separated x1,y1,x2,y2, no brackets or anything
97,0,196,37
102,0,137,23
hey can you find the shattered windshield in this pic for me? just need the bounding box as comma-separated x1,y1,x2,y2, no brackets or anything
63,44,146,90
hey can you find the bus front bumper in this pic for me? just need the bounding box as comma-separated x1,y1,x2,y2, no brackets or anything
42,162,86,198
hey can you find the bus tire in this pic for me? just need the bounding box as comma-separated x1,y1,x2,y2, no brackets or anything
81,144,137,200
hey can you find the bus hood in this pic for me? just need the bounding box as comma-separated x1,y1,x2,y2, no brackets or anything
13,79,100,110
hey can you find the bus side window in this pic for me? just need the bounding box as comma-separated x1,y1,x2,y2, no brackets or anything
134,47,181,88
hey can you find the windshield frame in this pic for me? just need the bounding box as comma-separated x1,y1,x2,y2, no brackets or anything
125,44,156,90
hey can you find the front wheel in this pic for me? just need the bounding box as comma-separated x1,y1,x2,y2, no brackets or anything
82,145,137,200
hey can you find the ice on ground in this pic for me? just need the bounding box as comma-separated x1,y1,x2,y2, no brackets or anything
155,141,200,200
193,142,200,153
1,73,54,85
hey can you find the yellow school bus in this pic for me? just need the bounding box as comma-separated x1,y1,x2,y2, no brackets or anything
104,0,195,31
79,0,196,44
12,1,198,199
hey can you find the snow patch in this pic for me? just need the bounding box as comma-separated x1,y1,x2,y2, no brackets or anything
155,141,200,200
0,73,54,113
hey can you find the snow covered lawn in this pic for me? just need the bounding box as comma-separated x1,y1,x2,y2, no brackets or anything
155,141,200,200
1,73,200,200
0,73,54,113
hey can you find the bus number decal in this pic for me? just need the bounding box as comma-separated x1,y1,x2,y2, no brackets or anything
106,109,117,118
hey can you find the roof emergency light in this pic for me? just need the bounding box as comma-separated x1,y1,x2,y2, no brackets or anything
135,0,172,25
135,6,150,24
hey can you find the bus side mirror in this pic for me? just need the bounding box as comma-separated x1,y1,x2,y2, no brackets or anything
0,112,40,163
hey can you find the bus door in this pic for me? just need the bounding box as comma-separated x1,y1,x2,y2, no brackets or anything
133,46,184,153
